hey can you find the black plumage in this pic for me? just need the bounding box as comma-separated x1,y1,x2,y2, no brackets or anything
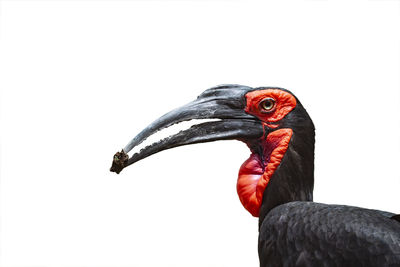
392,215,400,223
257,91,400,266
259,202,400,266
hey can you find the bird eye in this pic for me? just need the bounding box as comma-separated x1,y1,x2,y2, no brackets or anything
259,98,276,112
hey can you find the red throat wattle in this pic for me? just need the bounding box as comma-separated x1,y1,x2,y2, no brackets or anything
236,89,296,217
237,128,293,217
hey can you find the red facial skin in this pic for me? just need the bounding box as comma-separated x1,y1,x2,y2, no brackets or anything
237,89,297,217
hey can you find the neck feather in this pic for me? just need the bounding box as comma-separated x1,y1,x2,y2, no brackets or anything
258,126,315,226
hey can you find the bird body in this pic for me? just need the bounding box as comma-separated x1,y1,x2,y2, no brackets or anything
259,202,400,266
111,85,400,266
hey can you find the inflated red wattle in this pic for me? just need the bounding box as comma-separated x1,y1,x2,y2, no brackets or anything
237,128,293,217
236,89,297,217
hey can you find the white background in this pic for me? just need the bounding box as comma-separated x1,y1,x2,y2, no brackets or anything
1,0,399,266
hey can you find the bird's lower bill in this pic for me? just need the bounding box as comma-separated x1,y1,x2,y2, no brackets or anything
110,118,263,173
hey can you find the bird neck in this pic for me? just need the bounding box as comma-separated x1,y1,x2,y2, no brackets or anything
258,127,315,227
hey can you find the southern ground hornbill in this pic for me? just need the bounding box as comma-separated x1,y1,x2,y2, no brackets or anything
110,85,400,266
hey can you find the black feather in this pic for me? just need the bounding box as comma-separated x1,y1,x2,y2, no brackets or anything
253,88,400,266
259,202,400,267
391,215,400,223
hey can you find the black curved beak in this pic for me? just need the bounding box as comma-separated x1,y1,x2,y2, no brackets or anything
110,85,263,174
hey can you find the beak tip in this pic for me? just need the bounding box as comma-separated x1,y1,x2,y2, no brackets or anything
110,150,129,174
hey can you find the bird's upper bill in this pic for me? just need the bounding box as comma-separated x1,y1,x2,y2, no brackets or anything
110,85,300,217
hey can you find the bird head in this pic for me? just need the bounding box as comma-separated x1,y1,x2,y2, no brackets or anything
111,85,314,218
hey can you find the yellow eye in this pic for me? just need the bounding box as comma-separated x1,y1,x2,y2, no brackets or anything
259,98,276,112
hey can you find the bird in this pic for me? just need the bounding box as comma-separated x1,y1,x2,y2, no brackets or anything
110,84,400,266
